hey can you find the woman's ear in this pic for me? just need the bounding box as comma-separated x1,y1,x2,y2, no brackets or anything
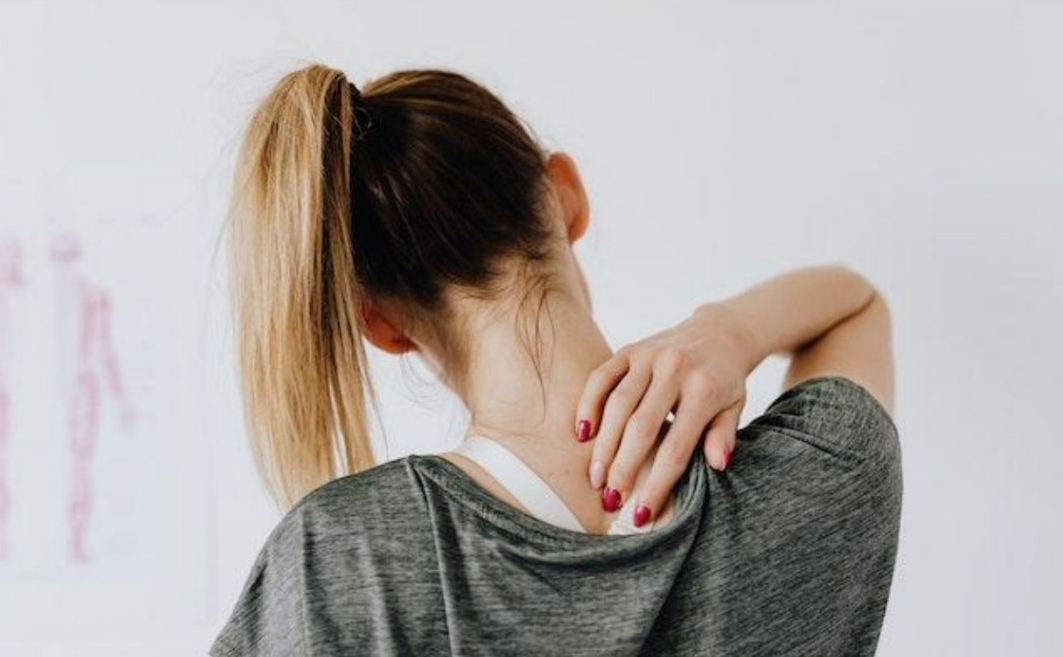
361,298,417,355
545,151,590,243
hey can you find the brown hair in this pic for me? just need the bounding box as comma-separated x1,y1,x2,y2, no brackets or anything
226,63,558,510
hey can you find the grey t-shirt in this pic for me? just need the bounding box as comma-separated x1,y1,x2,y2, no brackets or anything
210,375,903,656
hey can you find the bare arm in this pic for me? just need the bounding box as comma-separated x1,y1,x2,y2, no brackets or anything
697,264,894,416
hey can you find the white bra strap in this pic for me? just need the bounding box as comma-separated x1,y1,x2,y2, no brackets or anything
451,435,587,533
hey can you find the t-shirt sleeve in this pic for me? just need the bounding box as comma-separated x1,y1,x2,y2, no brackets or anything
742,374,900,467
209,508,310,657
728,375,903,654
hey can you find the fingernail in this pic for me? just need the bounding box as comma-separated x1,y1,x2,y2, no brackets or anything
576,419,591,442
589,460,606,489
602,487,622,512
634,504,652,527
721,447,732,470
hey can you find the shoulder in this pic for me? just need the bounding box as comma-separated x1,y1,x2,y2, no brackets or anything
256,456,417,553
209,457,422,657
736,375,903,515
731,375,904,552
742,374,900,468
294,456,418,525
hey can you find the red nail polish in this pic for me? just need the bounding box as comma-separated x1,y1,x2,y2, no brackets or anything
602,487,622,512
634,504,652,527
576,419,591,442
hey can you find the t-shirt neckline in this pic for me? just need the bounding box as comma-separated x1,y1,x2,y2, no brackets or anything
408,447,708,554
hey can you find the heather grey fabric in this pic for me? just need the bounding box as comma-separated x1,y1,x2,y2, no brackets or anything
210,375,902,656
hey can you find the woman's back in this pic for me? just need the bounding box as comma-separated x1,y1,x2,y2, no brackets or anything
209,375,902,656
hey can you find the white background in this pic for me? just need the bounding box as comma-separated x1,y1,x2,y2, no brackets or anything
1,1,1060,655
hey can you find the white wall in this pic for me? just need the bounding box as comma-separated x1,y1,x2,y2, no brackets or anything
0,1,1059,654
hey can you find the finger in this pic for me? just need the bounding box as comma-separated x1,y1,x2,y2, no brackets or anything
703,399,743,471
604,364,682,509
587,363,651,490
575,348,632,442
630,396,716,525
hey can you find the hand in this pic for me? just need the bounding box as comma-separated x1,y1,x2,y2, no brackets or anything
575,302,754,526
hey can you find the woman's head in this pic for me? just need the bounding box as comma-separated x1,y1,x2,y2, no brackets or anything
228,63,591,509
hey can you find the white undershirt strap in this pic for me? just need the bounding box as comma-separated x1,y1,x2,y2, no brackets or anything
450,435,667,535
451,435,588,533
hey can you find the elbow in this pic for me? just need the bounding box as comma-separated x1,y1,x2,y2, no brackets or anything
826,264,882,318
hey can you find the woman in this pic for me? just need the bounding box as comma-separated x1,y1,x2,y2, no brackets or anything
211,63,901,656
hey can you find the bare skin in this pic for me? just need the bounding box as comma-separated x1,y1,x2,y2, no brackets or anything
361,151,895,535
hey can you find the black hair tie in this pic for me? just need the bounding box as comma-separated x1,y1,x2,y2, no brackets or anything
348,81,373,142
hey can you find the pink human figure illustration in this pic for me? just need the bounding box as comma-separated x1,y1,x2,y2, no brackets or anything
51,234,136,563
0,239,25,561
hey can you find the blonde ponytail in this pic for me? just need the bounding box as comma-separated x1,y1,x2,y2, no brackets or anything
226,64,377,511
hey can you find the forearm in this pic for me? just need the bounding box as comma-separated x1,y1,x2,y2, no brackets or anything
694,265,878,374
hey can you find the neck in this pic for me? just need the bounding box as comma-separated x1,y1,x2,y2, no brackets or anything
449,290,622,533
